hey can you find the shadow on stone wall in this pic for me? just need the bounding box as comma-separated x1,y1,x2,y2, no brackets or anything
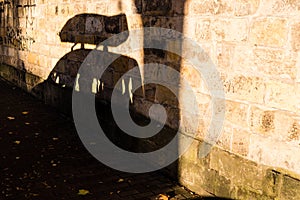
133,0,185,180
32,9,185,177
33,13,147,152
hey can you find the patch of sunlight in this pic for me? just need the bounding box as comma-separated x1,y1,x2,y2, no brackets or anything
92,78,97,94
14,141,21,144
55,76,60,84
75,74,80,92
129,77,133,103
122,78,126,94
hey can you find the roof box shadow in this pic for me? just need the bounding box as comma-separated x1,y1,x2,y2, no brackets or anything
59,13,129,47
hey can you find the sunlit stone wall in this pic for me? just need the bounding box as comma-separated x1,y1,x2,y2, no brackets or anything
179,0,300,198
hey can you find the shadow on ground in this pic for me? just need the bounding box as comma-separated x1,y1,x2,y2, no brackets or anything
0,78,233,200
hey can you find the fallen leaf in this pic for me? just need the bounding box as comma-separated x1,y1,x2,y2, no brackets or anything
14,141,21,144
7,116,15,120
156,194,168,200
25,122,30,125
16,157,20,160
22,111,29,115
78,189,90,196
52,137,59,141
118,178,124,182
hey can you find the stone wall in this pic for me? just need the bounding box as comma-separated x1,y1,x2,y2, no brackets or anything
1,0,300,199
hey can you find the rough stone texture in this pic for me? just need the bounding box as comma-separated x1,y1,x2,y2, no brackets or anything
291,21,300,51
281,175,300,200
1,0,300,199
249,17,288,47
234,0,260,16
223,75,266,103
212,18,249,42
179,144,300,199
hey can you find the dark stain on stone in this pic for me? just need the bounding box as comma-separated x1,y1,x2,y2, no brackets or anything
288,122,300,141
261,111,274,132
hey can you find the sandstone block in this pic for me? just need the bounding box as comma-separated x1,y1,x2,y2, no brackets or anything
264,80,300,112
253,48,296,80
291,21,300,51
249,134,300,174
223,75,265,104
216,43,234,71
234,0,260,16
280,175,300,200
225,100,249,127
210,147,265,193
232,128,251,157
212,18,248,42
188,0,234,16
248,106,276,136
195,19,211,42
27,52,39,65
216,123,232,151
258,0,300,16
248,106,300,143
250,18,288,47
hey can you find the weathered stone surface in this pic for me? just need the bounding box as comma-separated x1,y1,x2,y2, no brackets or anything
248,106,300,143
223,75,265,103
195,19,211,42
211,148,262,191
27,52,39,65
291,21,300,51
225,100,249,127
232,128,251,157
188,0,234,16
264,80,300,112
258,0,300,16
280,175,300,200
248,106,276,136
234,0,260,16
216,42,234,71
250,17,288,47
249,134,300,174
253,48,297,79
216,123,232,150
212,18,249,42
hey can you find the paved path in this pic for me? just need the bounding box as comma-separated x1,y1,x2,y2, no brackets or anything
0,78,212,200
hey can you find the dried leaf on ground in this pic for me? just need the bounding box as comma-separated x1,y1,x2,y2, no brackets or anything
156,194,168,200
78,189,90,195
14,141,21,144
